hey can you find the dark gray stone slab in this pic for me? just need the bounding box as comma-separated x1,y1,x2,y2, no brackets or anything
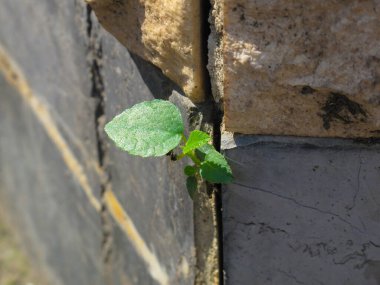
0,76,104,285
0,1,105,284
223,138,380,285
0,0,100,187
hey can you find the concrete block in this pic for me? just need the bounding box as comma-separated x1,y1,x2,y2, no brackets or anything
223,137,380,284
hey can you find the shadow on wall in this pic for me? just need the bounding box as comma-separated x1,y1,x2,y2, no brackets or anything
130,52,183,100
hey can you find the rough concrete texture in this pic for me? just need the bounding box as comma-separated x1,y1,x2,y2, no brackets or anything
86,0,206,102
220,0,380,137
223,136,380,284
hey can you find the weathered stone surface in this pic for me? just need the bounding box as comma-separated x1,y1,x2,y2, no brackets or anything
86,0,205,102
0,61,104,285
220,0,380,137
222,136,380,284
0,2,107,284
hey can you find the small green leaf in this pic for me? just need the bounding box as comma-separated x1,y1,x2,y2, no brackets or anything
183,130,211,154
195,143,215,161
184,165,197,176
104,100,184,157
200,149,233,184
186,176,197,199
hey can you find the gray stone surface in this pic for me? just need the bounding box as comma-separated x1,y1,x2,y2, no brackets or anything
0,75,104,285
0,1,198,285
223,137,380,285
0,1,106,285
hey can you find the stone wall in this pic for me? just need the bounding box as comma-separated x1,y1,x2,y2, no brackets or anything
1,1,379,285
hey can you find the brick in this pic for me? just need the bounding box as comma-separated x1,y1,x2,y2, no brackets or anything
87,0,205,102
219,0,380,137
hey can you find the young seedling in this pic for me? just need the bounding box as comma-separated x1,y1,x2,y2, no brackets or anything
104,99,233,199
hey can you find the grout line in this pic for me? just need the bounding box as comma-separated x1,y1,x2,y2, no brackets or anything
201,0,224,284
0,43,169,285
84,5,114,281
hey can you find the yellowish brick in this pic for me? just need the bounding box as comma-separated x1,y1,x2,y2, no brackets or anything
86,0,205,102
221,0,380,137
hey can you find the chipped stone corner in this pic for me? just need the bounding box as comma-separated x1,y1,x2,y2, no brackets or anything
85,0,206,103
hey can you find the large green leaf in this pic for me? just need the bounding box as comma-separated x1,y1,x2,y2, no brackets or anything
200,149,233,184
104,100,184,157
182,130,211,154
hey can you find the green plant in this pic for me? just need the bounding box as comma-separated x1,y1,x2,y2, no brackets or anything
104,99,233,198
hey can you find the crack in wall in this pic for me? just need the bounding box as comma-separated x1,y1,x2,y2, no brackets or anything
191,0,226,284
85,5,113,283
240,221,289,236
277,269,306,285
233,182,365,234
1,11,171,284
333,242,380,269
346,152,363,211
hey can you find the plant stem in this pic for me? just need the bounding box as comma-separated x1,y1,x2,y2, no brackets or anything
175,153,186,160
187,150,201,166
181,133,187,144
